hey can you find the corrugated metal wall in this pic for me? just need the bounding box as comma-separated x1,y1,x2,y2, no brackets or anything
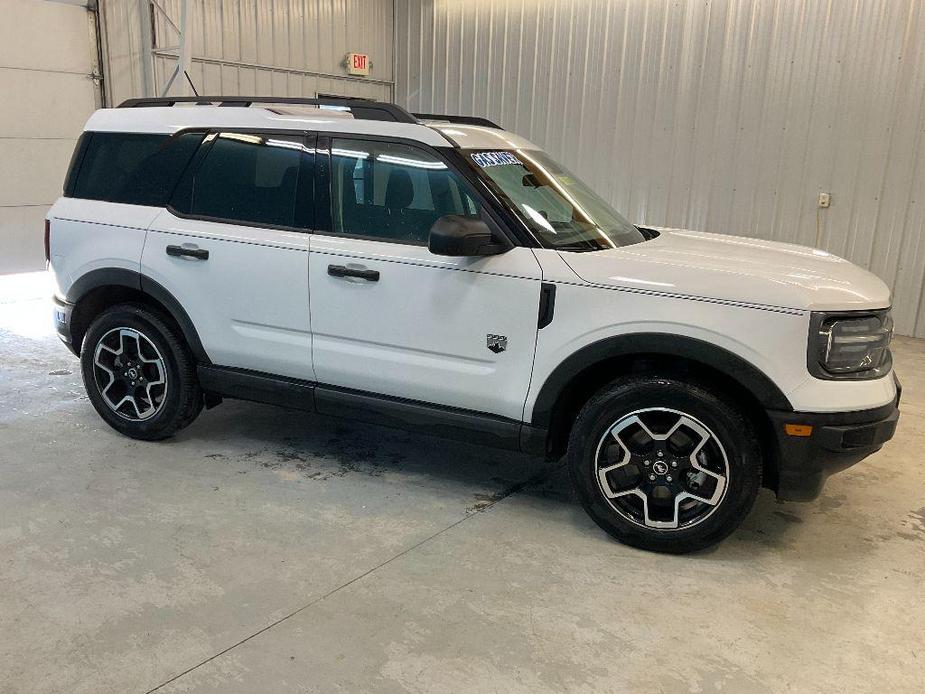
395,0,925,337
101,0,393,106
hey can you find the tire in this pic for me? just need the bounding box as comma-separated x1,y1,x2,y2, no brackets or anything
568,374,761,554
79,303,203,440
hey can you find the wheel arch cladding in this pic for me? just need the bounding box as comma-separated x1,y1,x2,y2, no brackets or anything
66,268,210,364
533,333,790,486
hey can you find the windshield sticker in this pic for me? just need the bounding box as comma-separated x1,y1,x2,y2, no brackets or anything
471,151,522,168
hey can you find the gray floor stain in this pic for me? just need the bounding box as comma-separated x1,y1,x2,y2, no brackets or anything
816,493,846,512
772,510,804,524
905,507,925,533
467,492,503,513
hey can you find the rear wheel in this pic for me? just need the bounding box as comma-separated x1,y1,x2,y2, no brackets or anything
80,304,202,440
568,375,762,553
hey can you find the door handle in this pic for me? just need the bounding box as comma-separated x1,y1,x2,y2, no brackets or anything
327,264,379,282
166,244,209,260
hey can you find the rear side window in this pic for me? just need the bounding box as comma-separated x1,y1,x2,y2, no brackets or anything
69,131,203,206
184,132,305,228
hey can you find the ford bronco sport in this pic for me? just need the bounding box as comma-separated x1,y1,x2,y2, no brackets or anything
47,96,900,553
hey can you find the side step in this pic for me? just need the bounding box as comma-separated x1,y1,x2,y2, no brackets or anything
196,365,547,455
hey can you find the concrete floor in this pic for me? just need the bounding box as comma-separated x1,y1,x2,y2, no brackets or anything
1,271,923,694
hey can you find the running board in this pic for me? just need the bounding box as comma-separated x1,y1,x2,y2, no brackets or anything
196,365,547,454
197,365,314,412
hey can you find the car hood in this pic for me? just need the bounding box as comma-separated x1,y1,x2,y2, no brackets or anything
557,227,891,312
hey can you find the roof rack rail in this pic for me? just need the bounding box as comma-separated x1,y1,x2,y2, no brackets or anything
117,96,418,124
413,112,501,129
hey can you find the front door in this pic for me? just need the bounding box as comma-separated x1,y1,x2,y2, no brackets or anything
308,136,542,420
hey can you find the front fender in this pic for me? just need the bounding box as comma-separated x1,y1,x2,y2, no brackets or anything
529,331,793,428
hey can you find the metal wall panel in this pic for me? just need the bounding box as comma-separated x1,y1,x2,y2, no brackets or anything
0,0,100,274
102,0,394,106
396,0,925,337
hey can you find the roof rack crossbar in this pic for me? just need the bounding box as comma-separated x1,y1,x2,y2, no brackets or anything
413,112,501,129
117,96,418,124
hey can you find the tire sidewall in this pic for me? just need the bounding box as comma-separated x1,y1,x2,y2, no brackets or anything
80,305,188,439
569,377,761,553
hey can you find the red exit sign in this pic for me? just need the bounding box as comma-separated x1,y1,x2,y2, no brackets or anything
345,53,370,76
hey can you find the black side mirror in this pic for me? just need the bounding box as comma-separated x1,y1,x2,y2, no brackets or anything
428,215,510,257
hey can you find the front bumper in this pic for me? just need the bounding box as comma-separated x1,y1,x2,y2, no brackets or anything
53,295,78,356
767,378,901,501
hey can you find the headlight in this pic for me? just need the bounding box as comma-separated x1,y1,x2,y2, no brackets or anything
808,309,893,379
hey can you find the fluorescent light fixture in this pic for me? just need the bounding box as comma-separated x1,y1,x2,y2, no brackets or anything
219,132,263,144
521,204,555,233
331,147,370,160
265,139,314,153
376,154,447,170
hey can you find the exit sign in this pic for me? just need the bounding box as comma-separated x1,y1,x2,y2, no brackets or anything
345,53,370,76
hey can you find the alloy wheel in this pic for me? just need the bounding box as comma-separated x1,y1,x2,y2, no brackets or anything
92,327,168,421
594,408,730,530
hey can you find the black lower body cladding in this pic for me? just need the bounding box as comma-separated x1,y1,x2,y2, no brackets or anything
767,381,901,501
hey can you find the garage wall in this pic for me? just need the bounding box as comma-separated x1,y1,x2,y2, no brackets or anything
101,0,394,105
0,0,100,274
395,0,925,337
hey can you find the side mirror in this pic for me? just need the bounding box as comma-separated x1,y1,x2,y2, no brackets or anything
428,215,510,257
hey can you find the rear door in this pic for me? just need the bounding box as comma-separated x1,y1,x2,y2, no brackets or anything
142,130,316,381
308,135,543,420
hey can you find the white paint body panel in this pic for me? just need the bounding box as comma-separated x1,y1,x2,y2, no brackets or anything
48,198,158,301
84,107,450,147
309,236,542,419
562,228,892,312
142,210,314,381
424,123,539,151
525,248,896,418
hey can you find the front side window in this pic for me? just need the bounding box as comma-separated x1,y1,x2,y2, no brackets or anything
466,148,646,251
329,138,479,244
188,132,306,228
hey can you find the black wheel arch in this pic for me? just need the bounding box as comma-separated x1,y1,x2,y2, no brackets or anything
532,333,792,479
66,268,210,364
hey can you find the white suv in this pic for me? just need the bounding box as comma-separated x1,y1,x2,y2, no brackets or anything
47,96,900,553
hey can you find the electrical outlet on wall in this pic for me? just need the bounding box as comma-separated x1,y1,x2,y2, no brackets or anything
818,192,831,208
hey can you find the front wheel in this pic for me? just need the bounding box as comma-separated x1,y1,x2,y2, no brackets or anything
568,375,762,554
80,304,203,440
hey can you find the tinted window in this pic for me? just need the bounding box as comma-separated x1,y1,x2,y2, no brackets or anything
72,132,200,206
330,138,479,244
188,132,304,227
63,132,91,197
466,148,645,251
119,132,204,206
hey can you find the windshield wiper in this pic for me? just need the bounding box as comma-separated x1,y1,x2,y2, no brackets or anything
552,242,601,252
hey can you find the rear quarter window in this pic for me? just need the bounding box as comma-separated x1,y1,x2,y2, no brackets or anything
68,131,204,206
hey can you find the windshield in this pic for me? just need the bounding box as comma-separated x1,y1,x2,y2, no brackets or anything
465,149,646,251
